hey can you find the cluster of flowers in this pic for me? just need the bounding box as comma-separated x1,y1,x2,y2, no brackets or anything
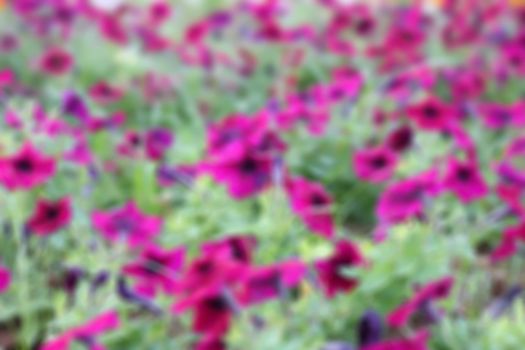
2,0,525,349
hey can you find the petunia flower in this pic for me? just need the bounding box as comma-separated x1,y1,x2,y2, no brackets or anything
491,222,525,262
123,244,185,298
190,292,233,337
387,276,454,328
91,201,162,248
406,96,456,131
41,310,120,350
61,90,90,121
385,125,413,153
0,68,14,89
476,102,525,129
353,146,398,183
363,330,429,350
376,170,439,224
315,240,364,298
286,177,335,238
442,157,488,203
173,287,237,337
89,81,124,105
27,197,72,236
204,151,273,200
37,47,74,76
238,259,306,305
195,336,226,350
201,235,258,264
145,128,174,161
177,251,246,294
0,265,11,293
0,142,56,191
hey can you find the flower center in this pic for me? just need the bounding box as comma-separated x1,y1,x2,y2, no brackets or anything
423,105,439,119
14,158,34,173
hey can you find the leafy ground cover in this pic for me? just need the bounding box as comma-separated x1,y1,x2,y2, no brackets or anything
1,0,525,349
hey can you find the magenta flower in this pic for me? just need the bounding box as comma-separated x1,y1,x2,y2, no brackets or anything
238,259,306,305
89,81,124,105
286,177,335,238
91,201,163,248
41,310,120,350
353,146,398,183
147,1,173,27
27,197,72,236
204,151,273,200
123,244,185,298
195,336,226,350
189,292,233,337
0,142,56,191
37,47,74,76
363,330,429,350
64,138,94,166
315,240,364,298
0,68,15,89
98,15,129,46
201,235,258,264
206,114,266,160
0,265,11,293
406,96,456,131
376,170,439,224
385,126,413,153
61,90,90,121
116,130,143,158
4,108,23,129
145,128,174,161
177,252,246,294
476,102,525,129
442,158,488,203
491,222,525,262
387,276,454,328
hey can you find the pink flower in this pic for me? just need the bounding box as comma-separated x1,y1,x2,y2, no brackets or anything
41,311,120,350
27,197,72,236
123,244,185,298
4,108,23,129
387,276,454,328
98,15,129,45
201,235,258,264
353,146,398,183
491,222,525,262
476,102,525,129
0,69,15,89
91,201,162,248
238,259,306,305
442,158,488,203
204,151,273,200
195,336,226,350
177,252,246,295
364,330,429,350
376,170,439,224
385,126,413,153
0,265,11,293
0,142,56,191
286,177,335,238
147,1,172,27
37,47,74,76
315,240,364,298
206,114,268,160
145,128,174,161
189,292,233,337
406,96,456,131
64,138,94,166
89,81,124,105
